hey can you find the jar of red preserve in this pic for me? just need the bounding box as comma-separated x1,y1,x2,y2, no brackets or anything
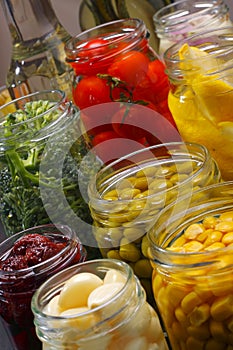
0,224,86,350
65,18,179,163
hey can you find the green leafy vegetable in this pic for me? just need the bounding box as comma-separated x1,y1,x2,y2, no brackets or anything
0,100,102,259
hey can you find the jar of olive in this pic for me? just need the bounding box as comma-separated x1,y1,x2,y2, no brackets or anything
88,142,221,304
148,181,233,350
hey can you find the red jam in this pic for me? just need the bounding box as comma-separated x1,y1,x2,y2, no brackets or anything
0,227,86,350
0,234,67,271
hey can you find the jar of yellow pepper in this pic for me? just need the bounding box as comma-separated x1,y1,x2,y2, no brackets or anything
148,181,233,350
164,26,233,181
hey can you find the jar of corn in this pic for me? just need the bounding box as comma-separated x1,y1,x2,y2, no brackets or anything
88,142,221,305
148,181,233,350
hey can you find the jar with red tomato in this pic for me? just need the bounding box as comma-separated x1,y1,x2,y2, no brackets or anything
0,224,86,350
65,19,179,164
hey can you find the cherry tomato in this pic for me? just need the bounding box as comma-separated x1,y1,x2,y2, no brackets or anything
73,76,111,110
112,103,150,140
133,59,169,104
108,51,150,88
92,131,146,164
80,102,122,139
112,103,181,145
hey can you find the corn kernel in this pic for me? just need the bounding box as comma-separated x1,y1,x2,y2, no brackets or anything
204,242,225,251
172,321,188,341
210,294,233,321
170,235,187,248
183,240,204,252
219,211,233,222
205,338,226,350
215,221,233,232
204,230,223,246
185,336,205,350
133,177,149,191
152,272,163,297
184,223,205,240
181,291,202,314
166,284,188,308
175,306,187,324
189,303,210,327
196,230,210,242
209,319,229,343
222,232,233,245
187,322,210,340
208,273,233,296
203,216,217,229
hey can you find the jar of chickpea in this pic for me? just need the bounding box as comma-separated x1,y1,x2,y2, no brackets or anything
31,259,168,350
88,142,221,305
148,181,233,350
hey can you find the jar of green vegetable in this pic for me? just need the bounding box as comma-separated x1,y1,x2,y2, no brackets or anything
0,89,101,259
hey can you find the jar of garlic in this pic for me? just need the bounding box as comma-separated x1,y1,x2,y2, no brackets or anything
31,259,168,350
148,181,233,350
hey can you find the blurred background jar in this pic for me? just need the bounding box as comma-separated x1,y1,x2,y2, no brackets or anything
164,26,233,181
65,18,178,157
153,0,232,56
148,181,233,350
0,0,73,100
0,89,101,259
88,142,221,305
32,259,168,350
0,224,86,350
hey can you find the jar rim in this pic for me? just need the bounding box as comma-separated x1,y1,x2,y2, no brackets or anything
0,89,75,146
88,141,212,204
164,25,233,64
148,180,233,264
65,18,147,61
153,0,228,31
31,259,141,328
0,224,82,277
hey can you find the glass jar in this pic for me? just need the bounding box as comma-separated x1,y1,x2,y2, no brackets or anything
31,258,168,350
148,181,233,350
0,224,86,350
153,0,232,55
87,142,221,305
65,18,177,157
1,0,73,100
0,89,102,259
164,26,233,181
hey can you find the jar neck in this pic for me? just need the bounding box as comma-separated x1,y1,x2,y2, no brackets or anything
164,27,233,82
0,224,83,294
0,90,77,150
65,18,150,68
1,0,70,55
154,0,229,40
32,260,145,346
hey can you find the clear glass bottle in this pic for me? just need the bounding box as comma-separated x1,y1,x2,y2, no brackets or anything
31,259,168,350
87,142,222,306
148,181,233,350
1,0,73,100
164,26,233,181
153,0,232,55
0,224,86,350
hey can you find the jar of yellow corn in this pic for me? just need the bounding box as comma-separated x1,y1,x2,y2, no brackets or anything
88,142,221,305
164,26,233,181
148,181,233,350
